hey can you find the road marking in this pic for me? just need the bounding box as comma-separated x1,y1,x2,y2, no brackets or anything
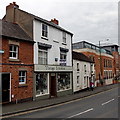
102,99,115,106
67,108,93,118
2,87,118,119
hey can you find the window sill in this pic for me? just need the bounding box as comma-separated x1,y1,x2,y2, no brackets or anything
9,59,20,62
18,84,28,87
41,36,48,40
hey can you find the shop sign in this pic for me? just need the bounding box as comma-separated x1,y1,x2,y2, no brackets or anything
35,64,73,72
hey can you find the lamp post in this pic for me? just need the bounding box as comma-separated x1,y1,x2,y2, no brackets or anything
98,39,109,85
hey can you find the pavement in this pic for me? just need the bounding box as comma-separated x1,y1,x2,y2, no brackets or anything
2,83,119,117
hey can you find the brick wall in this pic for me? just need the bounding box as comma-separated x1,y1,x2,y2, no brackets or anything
2,38,34,102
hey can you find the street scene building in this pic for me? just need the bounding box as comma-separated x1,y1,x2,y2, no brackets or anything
100,44,120,82
73,41,115,86
3,2,73,100
0,2,119,105
72,51,95,92
0,20,34,103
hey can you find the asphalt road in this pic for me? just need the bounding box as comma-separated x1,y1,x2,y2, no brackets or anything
8,87,119,119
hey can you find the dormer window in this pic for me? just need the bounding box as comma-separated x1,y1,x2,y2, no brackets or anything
42,24,48,38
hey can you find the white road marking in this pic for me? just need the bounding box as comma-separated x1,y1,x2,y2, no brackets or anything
67,108,94,118
102,99,115,106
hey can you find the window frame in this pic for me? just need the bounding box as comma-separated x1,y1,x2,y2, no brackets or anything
42,23,48,38
63,32,66,43
9,45,18,59
19,71,27,85
38,49,48,65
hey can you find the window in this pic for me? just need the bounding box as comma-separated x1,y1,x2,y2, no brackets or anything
63,32,66,43
57,73,71,91
77,76,79,84
38,49,48,65
60,51,67,66
77,63,79,71
19,71,26,84
9,45,18,59
36,73,48,95
42,24,48,38
84,65,87,73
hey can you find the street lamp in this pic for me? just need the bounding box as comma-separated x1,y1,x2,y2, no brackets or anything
98,39,109,85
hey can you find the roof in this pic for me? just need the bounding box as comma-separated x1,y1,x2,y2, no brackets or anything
18,9,73,36
99,43,119,47
72,51,94,63
0,20,33,42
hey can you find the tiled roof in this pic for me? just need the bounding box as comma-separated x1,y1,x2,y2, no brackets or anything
72,51,94,63
0,20,33,42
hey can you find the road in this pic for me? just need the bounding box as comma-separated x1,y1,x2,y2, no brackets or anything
5,87,119,119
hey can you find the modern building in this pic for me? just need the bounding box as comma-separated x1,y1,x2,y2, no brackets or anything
100,44,120,81
3,2,73,100
0,20,34,103
73,41,114,86
72,51,95,92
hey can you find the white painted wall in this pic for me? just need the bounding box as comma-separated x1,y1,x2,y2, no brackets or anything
73,59,94,92
33,20,72,66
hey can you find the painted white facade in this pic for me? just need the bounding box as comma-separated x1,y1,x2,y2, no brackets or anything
33,20,72,66
73,59,95,92
33,19,73,98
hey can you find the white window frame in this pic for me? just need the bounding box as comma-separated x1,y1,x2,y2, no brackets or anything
63,32,66,43
77,76,79,86
42,23,48,38
38,49,48,65
9,45,18,59
77,63,79,71
19,71,26,85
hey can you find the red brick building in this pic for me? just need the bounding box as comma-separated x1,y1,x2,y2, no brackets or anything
100,44,120,81
1,20,34,103
73,41,115,86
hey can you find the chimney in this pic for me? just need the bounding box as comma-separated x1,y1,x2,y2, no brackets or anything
5,2,19,23
51,18,59,25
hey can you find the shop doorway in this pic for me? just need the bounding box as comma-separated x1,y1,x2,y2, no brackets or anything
2,73,10,103
50,73,57,97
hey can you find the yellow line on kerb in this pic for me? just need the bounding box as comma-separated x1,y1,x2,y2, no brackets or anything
1,87,118,119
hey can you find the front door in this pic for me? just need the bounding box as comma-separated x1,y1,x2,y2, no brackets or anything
50,73,57,97
2,73,10,103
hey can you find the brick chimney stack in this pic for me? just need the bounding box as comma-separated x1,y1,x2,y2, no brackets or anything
51,18,59,25
6,2,19,9
5,2,19,23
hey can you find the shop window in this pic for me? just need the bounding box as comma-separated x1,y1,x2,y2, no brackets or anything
19,71,26,84
57,73,71,91
9,45,18,59
42,24,48,38
38,49,48,65
36,73,48,96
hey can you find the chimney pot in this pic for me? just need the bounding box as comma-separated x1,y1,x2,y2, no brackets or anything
51,18,59,25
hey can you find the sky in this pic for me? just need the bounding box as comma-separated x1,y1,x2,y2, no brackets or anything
0,0,119,45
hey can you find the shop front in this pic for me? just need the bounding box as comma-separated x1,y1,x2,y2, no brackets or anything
34,65,73,100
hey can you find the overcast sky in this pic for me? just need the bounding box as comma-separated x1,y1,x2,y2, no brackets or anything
0,0,119,45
